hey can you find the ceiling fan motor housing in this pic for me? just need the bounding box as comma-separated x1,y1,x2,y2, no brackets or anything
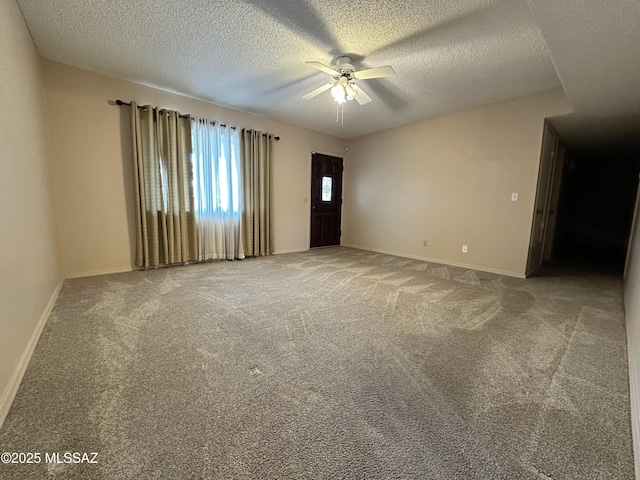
335,56,355,75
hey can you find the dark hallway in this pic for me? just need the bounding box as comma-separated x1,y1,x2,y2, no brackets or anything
551,149,640,275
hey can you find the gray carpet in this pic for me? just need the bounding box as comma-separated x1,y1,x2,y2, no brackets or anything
0,247,635,479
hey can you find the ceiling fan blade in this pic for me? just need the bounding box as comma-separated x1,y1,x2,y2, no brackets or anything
302,82,334,99
305,61,337,76
354,65,396,80
353,85,372,105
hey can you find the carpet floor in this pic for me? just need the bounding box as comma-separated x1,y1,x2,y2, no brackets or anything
0,247,635,479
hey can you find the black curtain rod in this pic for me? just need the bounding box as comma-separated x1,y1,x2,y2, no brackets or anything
115,99,190,119
115,99,280,140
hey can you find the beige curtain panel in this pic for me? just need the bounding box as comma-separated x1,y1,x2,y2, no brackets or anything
130,102,197,267
241,130,274,256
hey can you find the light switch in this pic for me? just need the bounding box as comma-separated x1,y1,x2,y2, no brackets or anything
511,192,519,202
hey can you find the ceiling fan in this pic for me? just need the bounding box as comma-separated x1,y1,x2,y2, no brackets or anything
302,56,395,106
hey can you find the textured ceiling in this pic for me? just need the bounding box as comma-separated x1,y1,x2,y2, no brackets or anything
15,0,640,149
528,0,640,151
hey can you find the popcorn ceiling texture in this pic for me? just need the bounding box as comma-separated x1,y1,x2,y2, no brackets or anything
527,0,640,149
16,0,560,140
15,0,640,145
0,248,635,479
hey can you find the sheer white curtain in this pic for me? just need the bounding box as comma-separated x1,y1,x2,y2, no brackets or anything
191,118,244,260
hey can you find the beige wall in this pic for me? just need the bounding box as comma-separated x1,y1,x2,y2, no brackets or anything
41,60,346,278
0,0,62,423
624,185,640,479
342,88,572,277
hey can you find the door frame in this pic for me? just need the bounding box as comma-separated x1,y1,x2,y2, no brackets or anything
526,121,559,276
543,141,567,262
309,150,344,248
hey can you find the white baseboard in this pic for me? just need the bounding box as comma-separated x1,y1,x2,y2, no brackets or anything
625,309,640,480
64,266,136,279
341,243,526,279
0,279,64,428
273,248,310,255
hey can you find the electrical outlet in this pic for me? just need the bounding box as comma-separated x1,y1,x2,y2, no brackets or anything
462,245,468,253
423,240,428,247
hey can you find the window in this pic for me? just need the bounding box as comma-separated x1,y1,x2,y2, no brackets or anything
322,176,332,202
190,119,243,260
191,121,241,216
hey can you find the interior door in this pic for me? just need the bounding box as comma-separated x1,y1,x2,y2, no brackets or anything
526,122,558,275
543,141,566,261
310,153,343,248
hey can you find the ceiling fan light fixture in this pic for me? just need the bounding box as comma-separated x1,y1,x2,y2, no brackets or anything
331,83,347,103
304,56,395,114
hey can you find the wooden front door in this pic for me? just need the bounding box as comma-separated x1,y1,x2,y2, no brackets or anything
310,153,343,248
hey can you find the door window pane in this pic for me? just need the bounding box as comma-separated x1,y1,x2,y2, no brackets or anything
322,176,332,201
